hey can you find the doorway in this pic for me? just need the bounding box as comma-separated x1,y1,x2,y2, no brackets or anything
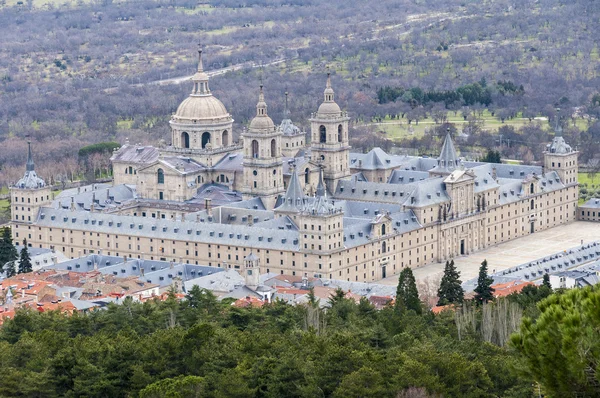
460,240,465,255
382,266,387,279
530,222,535,234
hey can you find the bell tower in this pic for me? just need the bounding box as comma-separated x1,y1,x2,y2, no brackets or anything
309,72,351,192
241,85,285,209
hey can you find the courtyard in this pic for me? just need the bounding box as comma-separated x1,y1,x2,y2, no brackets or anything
380,221,600,286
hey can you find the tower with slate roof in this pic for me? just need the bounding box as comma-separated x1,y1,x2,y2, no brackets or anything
544,125,578,185
429,131,462,177
10,142,51,226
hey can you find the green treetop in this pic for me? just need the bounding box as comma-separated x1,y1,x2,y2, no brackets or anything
18,240,32,274
437,260,464,306
474,259,495,304
0,227,18,273
395,267,422,314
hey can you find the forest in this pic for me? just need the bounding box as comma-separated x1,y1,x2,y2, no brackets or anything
1,0,600,191
0,279,598,397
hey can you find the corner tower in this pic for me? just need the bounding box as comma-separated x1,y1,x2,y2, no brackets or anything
10,142,51,225
241,86,285,209
309,72,351,191
169,46,234,153
429,131,462,177
544,127,578,185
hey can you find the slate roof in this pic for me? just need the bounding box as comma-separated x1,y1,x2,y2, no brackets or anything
111,145,160,164
37,208,300,250
349,148,403,170
580,198,600,209
53,184,136,211
430,132,461,174
275,167,306,213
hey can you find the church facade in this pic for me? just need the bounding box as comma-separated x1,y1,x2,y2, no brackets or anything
10,48,580,283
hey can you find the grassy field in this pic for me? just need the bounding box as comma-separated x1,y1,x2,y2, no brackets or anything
579,172,600,187
367,111,548,140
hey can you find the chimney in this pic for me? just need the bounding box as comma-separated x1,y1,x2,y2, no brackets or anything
90,203,95,212
248,214,254,226
77,187,81,194
78,250,82,258
51,256,58,265
123,255,128,264
70,197,75,211
492,167,497,180
179,257,183,266
181,213,185,222
205,198,212,216
140,267,145,277
169,261,174,269
106,188,110,200
21,288,25,298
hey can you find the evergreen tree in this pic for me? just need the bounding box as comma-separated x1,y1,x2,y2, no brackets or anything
18,239,32,274
542,273,552,289
437,259,464,306
0,227,18,273
4,261,16,278
474,259,495,304
395,268,422,314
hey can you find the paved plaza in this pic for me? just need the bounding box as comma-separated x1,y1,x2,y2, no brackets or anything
380,221,600,286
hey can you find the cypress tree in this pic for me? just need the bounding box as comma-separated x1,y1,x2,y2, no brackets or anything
18,239,33,274
0,227,18,273
437,259,464,306
474,259,495,304
395,268,422,314
542,273,552,289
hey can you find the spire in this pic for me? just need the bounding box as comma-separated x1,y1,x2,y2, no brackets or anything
26,141,34,172
191,44,210,95
256,84,268,117
275,163,305,213
197,43,204,73
324,69,335,103
316,166,326,197
283,91,290,118
432,130,461,174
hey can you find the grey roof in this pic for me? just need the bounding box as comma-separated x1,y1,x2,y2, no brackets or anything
580,198,600,209
349,148,403,170
53,184,136,211
183,269,245,294
157,156,206,174
37,208,300,250
316,167,326,197
45,254,224,289
111,145,160,164
275,167,306,213
547,135,574,154
334,179,416,204
192,183,242,205
387,169,430,184
406,178,450,207
15,142,46,189
430,132,461,174
213,153,243,172
463,241,600,291
278,118,303,136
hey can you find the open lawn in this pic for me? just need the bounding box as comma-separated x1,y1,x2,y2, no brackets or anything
579,172,600,187
367,110,549,140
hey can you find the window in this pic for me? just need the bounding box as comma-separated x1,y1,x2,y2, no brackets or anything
181,132,190,148
338,124,343,142
201,132,211,149
319,125,326,143
252,140,259,158
271,139,276,157
157,169,164,184
222,130,229,146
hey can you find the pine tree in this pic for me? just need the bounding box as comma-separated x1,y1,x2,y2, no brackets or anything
5,261,16,278
474,259,495,304
395,268,422,314
437,260,464,306
542,273,552,289
18,239,33,274
0,227,18,273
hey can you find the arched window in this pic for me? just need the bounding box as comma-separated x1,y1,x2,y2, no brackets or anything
201,132,211,149
381,224,386,235
181,132,190,149
271,139,276,157
252,140,259,158
222,130,229,147
338,124,343,142
382,241,387,254
530,183,534,194
530,199,534,211
305,167,310,184
157,169,164,184
319,125,326,143
128,166,133,174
